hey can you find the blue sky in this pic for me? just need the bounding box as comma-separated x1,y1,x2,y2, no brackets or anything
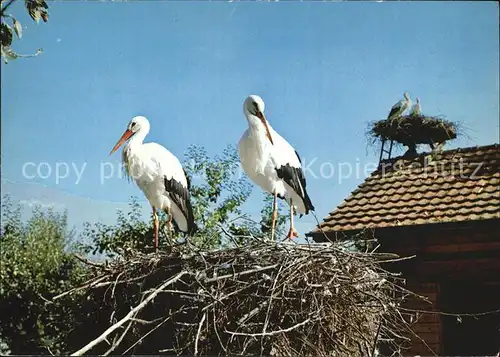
2,1,499,238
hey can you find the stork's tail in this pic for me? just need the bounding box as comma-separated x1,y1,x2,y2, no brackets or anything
183,198,198,236
302,190,315,215
185,217,198,236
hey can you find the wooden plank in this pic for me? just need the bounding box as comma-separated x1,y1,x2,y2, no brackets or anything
412,323,440,334
405,282,439,293
407,341,440,357
422,240,500,254
415,258,500,279
410,332,440,344
378,222,500,254
414,312,440,323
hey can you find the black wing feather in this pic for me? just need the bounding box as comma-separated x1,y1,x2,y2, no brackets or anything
275,150,315,214
183,168,191,190
164,176,197,235
387,103,401,119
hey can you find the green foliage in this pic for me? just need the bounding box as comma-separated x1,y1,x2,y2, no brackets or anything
258,193,288,238
183,144,254,248
1,0,47,63
0,195,88,355
79,197,153,258
225,192,288,244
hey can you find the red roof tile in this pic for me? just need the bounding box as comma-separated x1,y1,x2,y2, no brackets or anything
309,144,500,236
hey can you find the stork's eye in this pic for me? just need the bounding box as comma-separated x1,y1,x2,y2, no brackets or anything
131,122,136,128
252,102,259,114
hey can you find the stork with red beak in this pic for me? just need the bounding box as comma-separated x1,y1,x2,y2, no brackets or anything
109,116,197,250
238,95,315,241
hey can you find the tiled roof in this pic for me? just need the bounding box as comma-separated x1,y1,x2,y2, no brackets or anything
309,144,500,235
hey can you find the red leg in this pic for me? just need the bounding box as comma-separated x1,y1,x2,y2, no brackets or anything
286,200,299,239
270,191,278,241
152,206,159,251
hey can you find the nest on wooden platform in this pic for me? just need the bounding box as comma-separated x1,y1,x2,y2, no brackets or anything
368,114,459,147
62,240,423,356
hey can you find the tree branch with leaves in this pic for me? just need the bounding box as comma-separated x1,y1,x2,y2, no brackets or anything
1,0,49,63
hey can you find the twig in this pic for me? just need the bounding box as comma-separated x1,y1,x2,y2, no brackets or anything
73,254,109,269
204,264,278,283
194,312,207,356
0,0,16,16
218,224,241,247
201,278,265,312
262,264,283,333
225,318,313,337
376,255,416,264
103,311,137,356
52,275,108,301
400,306,500,317
124,316,172,355
70,271,189,356
371,321,382,357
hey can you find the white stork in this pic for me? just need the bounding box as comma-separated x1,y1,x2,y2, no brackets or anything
409,96,421,116
387,92,412,119
109,116,197,250
238,95,315,241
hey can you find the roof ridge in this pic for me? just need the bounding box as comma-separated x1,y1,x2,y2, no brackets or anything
379,143,500,166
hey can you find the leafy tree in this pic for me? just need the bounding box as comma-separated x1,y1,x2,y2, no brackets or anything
1,0,48,63
0,195,88,355
79,197,153,258
183,144,254,247
257,192,288,238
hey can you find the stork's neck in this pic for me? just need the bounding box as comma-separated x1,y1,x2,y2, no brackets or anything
126,128,148,151
245,113,271,135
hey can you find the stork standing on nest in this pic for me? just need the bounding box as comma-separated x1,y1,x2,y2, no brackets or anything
409,97,421,116
238,95,315,241
109,116,197,251
387,92,412,119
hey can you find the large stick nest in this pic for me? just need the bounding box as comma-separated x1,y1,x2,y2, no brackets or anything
63,241,422,356
368,114,458,147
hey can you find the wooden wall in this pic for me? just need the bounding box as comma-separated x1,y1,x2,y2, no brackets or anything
317,219,500,355
377,219,500,281
375,219,500,356
404,282,441,356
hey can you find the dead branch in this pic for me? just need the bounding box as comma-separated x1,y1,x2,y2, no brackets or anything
70,271,189,356
225,317,313,337
194,313,206,356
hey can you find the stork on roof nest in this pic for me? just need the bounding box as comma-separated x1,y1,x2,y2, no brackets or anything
368,94,460,158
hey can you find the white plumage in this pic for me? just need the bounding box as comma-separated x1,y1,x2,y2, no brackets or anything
387,92,412,119
409,96,421,116
110,116,196,250
238,95,314,240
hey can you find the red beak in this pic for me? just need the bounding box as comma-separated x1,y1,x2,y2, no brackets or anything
109,129,134,155
256,111,274,145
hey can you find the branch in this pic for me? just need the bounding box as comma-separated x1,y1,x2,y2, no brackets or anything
194,313,206,356
52,275,108,301
225,317,312,337
0,0,16,16
204,264,278,283
73,253,110,270
70,271,189,356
